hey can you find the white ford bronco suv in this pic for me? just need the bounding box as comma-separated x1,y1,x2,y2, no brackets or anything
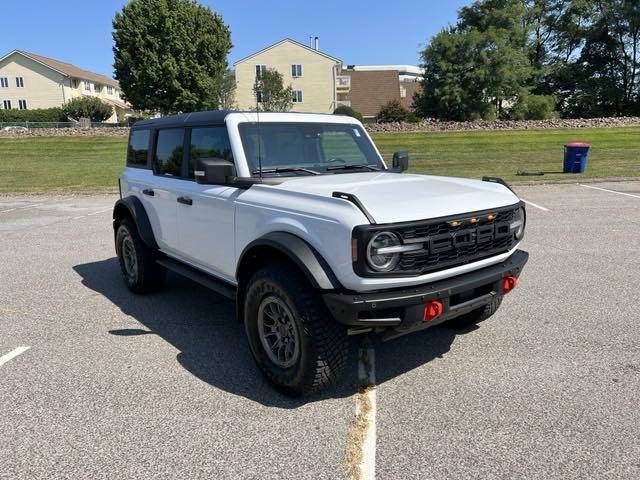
113,111,528,395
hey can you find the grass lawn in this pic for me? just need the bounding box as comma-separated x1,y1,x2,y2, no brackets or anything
372,126,640,181
0,136,126,193
0,126,639,192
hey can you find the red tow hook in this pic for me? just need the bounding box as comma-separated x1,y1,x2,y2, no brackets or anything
501,275,518,294
423,300,443,322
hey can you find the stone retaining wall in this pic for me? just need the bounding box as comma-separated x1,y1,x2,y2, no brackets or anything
0,127,130,138
366,116,640,133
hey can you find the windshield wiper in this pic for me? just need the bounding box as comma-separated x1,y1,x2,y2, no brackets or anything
326,164,381,172
251,167,320,176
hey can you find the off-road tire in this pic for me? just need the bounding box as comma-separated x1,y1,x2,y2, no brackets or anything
115,218,165,293
448,296,503,328
244,265,348,396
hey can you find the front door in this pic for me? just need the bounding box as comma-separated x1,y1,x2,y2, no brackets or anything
175,125,238,282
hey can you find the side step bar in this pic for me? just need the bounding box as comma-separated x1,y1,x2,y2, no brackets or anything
156,257,236,300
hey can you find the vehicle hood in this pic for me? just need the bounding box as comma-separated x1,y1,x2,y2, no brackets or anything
269,172,520,224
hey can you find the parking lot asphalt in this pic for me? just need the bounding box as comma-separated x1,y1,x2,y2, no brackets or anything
1,182,639,479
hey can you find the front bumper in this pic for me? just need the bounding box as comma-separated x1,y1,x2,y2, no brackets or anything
323,250,528,339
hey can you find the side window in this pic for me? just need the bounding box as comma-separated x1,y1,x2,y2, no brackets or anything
154,128,185,177
126,129,150,168
188,126,234,178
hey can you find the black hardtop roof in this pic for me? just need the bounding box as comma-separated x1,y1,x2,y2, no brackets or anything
131,110,341,129
132,110,232,128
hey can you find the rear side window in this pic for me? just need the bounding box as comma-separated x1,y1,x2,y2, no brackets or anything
188,126,234,178
154,128,185,177
127,129,150,167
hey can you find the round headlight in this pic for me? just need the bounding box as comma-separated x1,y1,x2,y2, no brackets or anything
511,207,526,240
366,231,401,272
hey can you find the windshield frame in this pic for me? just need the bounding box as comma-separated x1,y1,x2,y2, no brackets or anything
237,121,386,177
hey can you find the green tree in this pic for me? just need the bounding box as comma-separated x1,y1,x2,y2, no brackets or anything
253,68,293,112
414,0,532,120
216,70,237,110
112,0,232,114
62,97,114,122
573,0,640,116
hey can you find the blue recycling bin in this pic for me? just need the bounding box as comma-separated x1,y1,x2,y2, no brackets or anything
563,142,591,173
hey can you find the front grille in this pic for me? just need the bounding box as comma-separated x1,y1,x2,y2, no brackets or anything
396,207,518,274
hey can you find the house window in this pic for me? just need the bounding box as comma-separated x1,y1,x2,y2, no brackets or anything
18,99,27,110
95,84,102,93
291,64,303,78
0,77,7,88
16,77,24,88
83,80,91,91
107,86,114,95
400,86,407,98
292,90,303,103
255,64,266,79
3,100,11,109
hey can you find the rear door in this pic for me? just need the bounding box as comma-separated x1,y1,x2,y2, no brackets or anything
142,128,187,253
174,125,238,282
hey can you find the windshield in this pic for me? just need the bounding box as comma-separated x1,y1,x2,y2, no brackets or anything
238,122,385,176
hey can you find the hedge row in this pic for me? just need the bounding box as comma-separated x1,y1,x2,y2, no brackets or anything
0,108,67,122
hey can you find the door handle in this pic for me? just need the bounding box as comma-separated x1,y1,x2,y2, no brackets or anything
142,188,154,196
177,196,193,206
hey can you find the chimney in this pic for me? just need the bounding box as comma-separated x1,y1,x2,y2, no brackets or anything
310,36,314,48
314,36,319,51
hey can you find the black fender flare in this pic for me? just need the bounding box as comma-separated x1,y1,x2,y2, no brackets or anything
112,196,158,250
237,232,342,291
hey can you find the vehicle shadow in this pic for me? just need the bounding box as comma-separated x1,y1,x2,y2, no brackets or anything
73,258,458,407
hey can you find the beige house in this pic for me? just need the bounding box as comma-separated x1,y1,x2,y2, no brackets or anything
234,38,346,114
0,49,131,123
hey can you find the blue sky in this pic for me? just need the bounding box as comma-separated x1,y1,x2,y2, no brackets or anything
1,0,470,77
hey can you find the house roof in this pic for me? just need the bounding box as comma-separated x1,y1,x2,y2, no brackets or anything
233,38,341,65
1,50,119,88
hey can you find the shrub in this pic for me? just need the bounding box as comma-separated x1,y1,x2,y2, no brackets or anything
62,97,114,122
376,99,410,123
0,107,66,122
126,114,150,126
407,112,422,123
510,93,557,120
334,105,364,122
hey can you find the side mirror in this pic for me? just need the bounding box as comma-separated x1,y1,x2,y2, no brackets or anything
195,158,236,185
392,151,409,172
